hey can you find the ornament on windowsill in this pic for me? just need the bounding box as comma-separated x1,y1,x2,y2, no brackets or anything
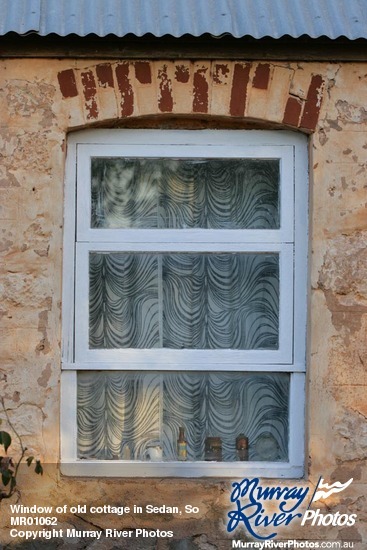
177,427,187,461
145,444,163,461
236,433,249,461
204,437,222,461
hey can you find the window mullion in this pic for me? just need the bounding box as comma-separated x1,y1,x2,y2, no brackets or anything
158,254,164,348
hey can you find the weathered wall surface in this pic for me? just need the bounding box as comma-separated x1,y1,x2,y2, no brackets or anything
0,58,366,548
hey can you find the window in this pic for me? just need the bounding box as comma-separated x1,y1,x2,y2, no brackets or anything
61,130,308,477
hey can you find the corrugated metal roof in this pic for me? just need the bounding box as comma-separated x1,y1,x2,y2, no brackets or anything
1,0,367,40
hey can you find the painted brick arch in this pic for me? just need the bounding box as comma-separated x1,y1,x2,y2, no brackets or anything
57,60,325,131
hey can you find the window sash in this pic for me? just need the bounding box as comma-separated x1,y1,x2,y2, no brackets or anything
62,130,307,371
74,242,294,366
60,370,305,477
76,143,294,243
76,371,290,462
90,156,281,231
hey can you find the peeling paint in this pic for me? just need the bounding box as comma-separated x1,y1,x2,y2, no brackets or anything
318,233,367,306
175,64,190,83
52,60,326,130
81,70,98,119
0,58,366,545
12,390,20,402
36,299,52,356
336,100,367,124
193,66,209,113
34,245,50,257
5,79,56,128
0,229,13,252
115,63,134,116
213,63,230,85
0,166,20,188
96,63,114,88
158,65,173,112
335,409,367,461
37,363,52,388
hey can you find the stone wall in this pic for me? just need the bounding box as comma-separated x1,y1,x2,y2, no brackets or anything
0,58,366,548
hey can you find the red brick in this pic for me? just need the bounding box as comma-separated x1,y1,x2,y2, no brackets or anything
158,65,173,113
57,69,78,98
175,65,190,83
253,63,271,89
96,64,114,88
229,63,251,116
300,75,325,130
115,63,134,117
193,68,208,113
134,62,152,84
283,96,303,127
81,71,98,119
213,64,230,84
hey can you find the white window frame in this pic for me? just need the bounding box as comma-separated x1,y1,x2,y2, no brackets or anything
61,129,308,478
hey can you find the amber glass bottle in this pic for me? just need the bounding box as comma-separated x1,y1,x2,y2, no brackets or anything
177,427,187,461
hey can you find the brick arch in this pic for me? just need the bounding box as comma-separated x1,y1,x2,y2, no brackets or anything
57,60,324,132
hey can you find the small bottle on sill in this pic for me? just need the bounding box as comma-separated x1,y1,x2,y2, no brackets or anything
177,427,187,461
236,433,249,461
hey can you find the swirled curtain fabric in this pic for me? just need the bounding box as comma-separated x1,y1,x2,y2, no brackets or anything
77,372,289,462
91,158,279,229
82,155,285,463
89,253,279,350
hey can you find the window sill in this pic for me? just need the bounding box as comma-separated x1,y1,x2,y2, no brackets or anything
60,460,304,478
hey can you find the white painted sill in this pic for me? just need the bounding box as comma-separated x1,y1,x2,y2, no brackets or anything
60,460,304,478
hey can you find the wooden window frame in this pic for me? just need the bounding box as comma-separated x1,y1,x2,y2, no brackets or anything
61,129,308,478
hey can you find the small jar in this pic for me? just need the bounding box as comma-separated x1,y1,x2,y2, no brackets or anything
205,437,222,461
236,433,249,461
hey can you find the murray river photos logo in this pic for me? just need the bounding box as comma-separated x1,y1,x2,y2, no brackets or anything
227,477,356,540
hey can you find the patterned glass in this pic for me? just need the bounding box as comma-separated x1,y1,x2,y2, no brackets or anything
91,158,280,229
77,371,289,462
89,253,279,350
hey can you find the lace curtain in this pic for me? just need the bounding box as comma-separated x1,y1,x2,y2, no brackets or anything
91,158,279,229
89,252,279,350
78,371,289,462
79,156,285,462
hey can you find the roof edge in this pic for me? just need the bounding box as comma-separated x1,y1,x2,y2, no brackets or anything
1,33,367,61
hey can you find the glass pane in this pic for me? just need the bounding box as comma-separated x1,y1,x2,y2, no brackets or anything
89,253,279,350
91,158,279,229
77,372,289,462
89,253,160,348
